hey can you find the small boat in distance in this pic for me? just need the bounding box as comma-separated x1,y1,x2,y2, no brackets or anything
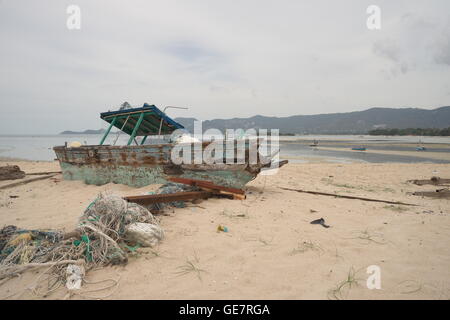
351,147,366,151
416,146,427,151
309,139,319,147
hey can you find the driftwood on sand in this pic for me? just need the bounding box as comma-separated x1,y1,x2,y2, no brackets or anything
0,173,59,190
26,171,62,176
408,176,450,186
279,187,418,206
0,165,26,181
412,189,450,199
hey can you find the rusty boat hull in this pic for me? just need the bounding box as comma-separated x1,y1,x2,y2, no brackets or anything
53,143,276,189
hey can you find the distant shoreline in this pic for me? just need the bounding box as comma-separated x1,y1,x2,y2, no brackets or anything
59,129,106,135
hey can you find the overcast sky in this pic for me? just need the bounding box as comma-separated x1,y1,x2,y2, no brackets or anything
1,0,449,134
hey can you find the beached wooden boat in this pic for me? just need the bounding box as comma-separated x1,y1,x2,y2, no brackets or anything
53,104,286,189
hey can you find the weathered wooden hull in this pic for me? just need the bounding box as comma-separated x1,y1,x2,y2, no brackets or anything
53,143,266,189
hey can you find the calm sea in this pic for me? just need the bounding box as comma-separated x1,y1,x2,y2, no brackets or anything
0,134,449,163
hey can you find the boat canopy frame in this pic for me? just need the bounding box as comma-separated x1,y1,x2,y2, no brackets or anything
99,103,185,146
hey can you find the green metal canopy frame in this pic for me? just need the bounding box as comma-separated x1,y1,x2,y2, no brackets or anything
99,103,185,146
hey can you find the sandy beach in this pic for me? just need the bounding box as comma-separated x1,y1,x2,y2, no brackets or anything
1,159,449,300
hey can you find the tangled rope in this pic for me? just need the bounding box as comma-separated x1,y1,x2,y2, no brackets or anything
0,192,163,299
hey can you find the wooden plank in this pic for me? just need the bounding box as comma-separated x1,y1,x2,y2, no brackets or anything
0,173,59,190
408,177,450,186
123,191,212,206
280,186,418,206
26,171,62,175
168,177,245,195
412,189,450,199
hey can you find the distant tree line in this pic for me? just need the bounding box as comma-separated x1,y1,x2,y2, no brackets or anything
368,127,450,136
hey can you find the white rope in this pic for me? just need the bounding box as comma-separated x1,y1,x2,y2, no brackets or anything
113,115,130,145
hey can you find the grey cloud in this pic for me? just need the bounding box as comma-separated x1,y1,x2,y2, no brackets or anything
163,41,221,63
1,1,450,134
373,39,409,75
373,39,401,62
434,34,450,66
161,40,238,82
372,13,449,75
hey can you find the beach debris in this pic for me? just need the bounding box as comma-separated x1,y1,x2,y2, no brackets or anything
412,188,450,199
310,218,330,228
169,177,246,200
124,191,211,208
0,173,59,190
150,182,201,211
26,171,62,176
66,264,85,290
0,226,64,267
217,225,229,233
0,165,25,181
124,222,164,247
408,176,450,186
124,179,247,214
0,192,163,297
279,186,418,206
7,232,33,246
124,182,206,213
80,193,162,253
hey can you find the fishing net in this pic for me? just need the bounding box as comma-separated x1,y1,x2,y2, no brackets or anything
0,192,163,298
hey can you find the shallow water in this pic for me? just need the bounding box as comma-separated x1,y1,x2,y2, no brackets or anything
279,142,450,164
1,134,449,163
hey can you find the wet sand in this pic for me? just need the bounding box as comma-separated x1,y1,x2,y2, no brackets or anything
315,146,450,161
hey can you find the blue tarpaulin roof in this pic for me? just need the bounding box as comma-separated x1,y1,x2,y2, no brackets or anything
100,103,184,136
